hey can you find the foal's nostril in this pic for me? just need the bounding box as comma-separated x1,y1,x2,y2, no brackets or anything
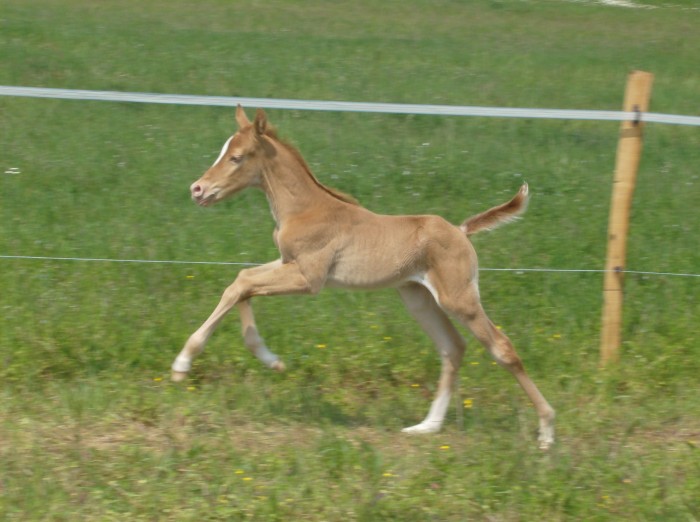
192,184,202,197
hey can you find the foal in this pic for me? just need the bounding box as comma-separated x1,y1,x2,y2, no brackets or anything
172,106,555,449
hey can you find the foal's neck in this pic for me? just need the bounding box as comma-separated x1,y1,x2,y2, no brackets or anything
259,142,331,225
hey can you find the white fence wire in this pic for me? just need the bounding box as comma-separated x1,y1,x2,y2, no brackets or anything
1,255,698,278
2,85,700,126
2,85,699,278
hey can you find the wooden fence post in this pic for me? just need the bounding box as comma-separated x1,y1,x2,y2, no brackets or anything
600,71,654,366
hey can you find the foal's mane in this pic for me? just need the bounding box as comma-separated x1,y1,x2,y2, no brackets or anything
264,128,359,206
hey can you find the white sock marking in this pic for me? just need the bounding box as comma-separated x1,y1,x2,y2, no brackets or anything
172,354,192,373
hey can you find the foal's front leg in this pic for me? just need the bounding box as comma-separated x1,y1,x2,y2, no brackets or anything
171,260,310,381
237,299,285,372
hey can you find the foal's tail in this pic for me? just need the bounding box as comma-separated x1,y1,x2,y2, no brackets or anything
460,183,530,236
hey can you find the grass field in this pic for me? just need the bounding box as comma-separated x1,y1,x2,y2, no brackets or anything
2,0,700,520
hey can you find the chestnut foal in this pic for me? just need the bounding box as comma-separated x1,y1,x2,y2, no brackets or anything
172,106,554,449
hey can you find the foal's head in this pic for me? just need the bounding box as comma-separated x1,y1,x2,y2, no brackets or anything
190,105,273,206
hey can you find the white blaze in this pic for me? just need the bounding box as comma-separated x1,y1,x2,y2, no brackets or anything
212,136,233,167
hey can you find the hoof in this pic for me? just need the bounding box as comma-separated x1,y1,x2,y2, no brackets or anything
270,360,286,372
538,414,555,450
538,434,554,451
171,370,189,382
401,422,442,435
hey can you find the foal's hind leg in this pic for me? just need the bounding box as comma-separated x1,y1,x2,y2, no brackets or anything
437,280,555,449
398,283,466,434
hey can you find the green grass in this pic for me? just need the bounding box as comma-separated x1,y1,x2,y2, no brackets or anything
2,0,700,520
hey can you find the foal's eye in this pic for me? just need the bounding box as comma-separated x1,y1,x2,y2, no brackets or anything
230,155,243,164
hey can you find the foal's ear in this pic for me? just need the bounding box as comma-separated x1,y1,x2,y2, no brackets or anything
254,109,268,136
235,104,251,128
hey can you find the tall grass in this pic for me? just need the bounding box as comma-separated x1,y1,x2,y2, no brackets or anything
1,1,699,520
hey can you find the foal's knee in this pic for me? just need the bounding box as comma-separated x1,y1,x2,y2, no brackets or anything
242,325,264,352
222,278,247,304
